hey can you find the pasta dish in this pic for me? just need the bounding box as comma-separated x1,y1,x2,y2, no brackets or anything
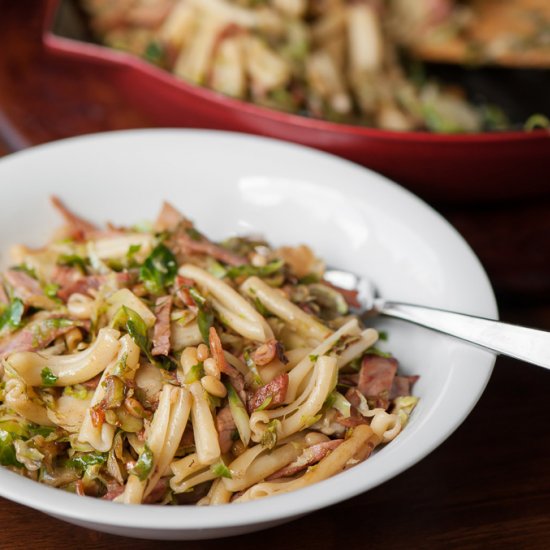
78,0,501,133
0,198,418,505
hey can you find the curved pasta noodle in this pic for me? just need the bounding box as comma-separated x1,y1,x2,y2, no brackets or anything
170,452,216,494
144,386,191,499
7,328,121,387
285,319,361,403
3,378,54,427
258,347,310,384
106,289,156,328
240,276,332,344
178,264,273,342
235,424,380,502
250,356,338,443
370,410,402,443
199,478,233,506
89,233,154,261
223,432,313,492
116,384,174,504
78,335,141,452
336,328,379,368
189,381,221,465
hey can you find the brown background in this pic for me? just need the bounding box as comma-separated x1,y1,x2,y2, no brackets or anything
1,2,550,549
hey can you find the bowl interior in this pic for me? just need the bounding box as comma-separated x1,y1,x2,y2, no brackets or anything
0,129,497,539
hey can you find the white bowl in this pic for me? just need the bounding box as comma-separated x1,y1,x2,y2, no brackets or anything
0,129,497,540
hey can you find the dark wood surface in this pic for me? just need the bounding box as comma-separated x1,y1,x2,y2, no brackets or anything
1,2,550,548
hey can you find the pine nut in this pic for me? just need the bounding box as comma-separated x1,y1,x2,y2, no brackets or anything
203,357,220,378
64,328,83,353
201,375,227,398
197,343,210,362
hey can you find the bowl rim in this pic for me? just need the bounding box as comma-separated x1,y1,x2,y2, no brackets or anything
42,0,550,145
0,128,498,533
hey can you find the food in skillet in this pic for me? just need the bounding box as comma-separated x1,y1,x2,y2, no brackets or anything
78,0,500,133
0,198,418,504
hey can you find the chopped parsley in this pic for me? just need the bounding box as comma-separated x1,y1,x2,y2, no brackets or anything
40,367,58,387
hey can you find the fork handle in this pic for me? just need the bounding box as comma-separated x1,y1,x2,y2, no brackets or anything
376,300,550,369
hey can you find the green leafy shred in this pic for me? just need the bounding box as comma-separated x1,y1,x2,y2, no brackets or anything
188,287,206,307
67,452,107,473
206,260,227,279
58,254,88,274
131,444,154,481
41,367,58,387
184,362,205,384
0,429,23,468
253,297,270,317
43,283,60,299
254,395,272,412
112,305,153,360
139,244,177,295
243,351,263,388
260,419,280,450
197,309,214,344
309,354,319,363
143,41,164,66
225,259,284,280
0,298,24,332
210,460,232,479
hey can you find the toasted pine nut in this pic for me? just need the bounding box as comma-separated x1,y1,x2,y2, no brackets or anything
203,357,220,379
201,375,227,398
181,347,198,376
67,293,94,320
197,343,210,362
65,328,83,353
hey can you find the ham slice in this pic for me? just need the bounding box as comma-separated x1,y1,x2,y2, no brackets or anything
151,295,172,356
52,266,131,301
357,355,398,399
173,230,246,267
247,373,289,413
0,316,82,359
4,270,43,302
154,201,185,232
50,196,98,240
390,375,419,399
251,339,288,366
216,406,236,454
267,439,343,480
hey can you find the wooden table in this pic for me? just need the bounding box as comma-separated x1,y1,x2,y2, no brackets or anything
1,3,550,548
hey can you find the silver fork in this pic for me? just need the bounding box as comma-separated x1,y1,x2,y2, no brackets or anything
324,269,550,370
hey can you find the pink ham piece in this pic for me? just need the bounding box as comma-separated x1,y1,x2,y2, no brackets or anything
390,375,420,399
3,270,44,303
151,295,172,356
0,316,82,359
247,373,289,414
154,201,185,232
251,339,288,366
50,195,98,241
216,406,237,454
52,266,131,301
267,439,344,480
358,355,398,399
102,480,125,501
174,230,246,267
